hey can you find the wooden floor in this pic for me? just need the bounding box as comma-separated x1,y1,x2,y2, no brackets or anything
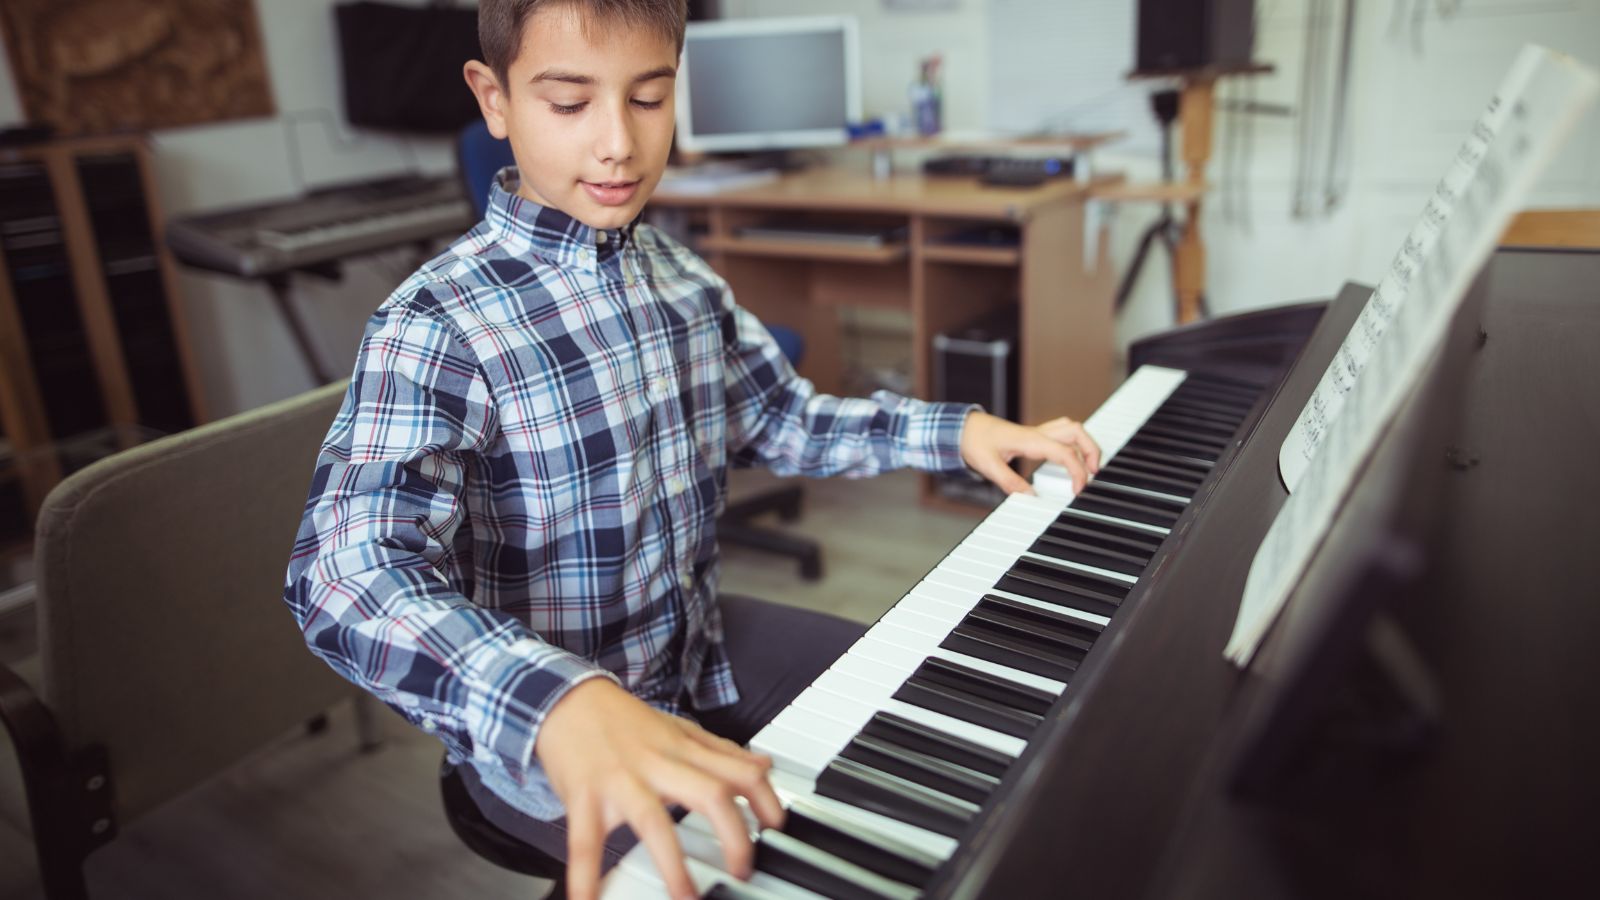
0,469,980,899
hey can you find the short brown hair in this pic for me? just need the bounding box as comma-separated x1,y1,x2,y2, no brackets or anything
479,0,688,87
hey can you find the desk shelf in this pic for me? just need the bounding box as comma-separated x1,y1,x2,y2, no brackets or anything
921,244,1022,267
698,235,909,264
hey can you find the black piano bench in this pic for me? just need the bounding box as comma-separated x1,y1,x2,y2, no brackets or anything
718,484,824,580
439,758,567,896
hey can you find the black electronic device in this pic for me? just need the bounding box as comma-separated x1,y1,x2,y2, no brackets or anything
923,154,1074,185
1136,0,1255,71
932,307,1019,504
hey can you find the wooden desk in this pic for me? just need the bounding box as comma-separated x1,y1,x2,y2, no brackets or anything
650,169,1116,500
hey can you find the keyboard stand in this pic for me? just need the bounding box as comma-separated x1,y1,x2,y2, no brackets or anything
264,271,337,385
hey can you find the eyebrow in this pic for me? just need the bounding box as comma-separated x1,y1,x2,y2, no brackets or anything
530,65,676,86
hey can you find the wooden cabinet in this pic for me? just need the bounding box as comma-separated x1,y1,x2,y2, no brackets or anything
650,169,1117,506
0,135,204,555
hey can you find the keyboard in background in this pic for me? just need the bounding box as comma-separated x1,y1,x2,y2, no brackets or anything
165,173,474,279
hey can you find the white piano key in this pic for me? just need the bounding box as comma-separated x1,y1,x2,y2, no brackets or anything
1016,549,1139,585
670,816,830,900
832,651,913,691
855,631,1067,696
981,586,1113,628
766,769,961,862
1092,478,1193,505
797,678,1025,758
751,720,848,778
1061,506,1171,536
758,830,922,900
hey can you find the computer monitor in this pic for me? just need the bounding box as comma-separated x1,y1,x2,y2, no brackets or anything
675,16,862,154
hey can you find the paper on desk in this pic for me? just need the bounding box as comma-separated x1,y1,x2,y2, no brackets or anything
1277,46,1592,492
1227,45,1598,667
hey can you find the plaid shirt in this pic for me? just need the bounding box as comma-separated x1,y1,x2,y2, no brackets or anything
283,173,971,817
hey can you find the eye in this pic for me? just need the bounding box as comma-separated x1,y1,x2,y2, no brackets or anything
549,101,586,115
632,98,664,110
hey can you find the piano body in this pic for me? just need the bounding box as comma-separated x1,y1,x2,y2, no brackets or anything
605,247,1599,900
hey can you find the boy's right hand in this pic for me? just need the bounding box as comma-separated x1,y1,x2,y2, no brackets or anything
536,679,786,900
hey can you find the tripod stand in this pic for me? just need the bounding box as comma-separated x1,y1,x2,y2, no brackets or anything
1114,89,1201,316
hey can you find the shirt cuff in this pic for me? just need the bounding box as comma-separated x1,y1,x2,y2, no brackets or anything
879,390,977,472
464,639,621,791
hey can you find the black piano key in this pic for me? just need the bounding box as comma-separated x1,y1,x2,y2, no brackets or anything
840,732,999,805
1069,490,1182,529
1121,433,1221,462
782,806,938,889
1173,380,1257,407
893,677,1042,739
1136,421,1230,452
1160,395,1250,421
967,601,1097,655
1050,511,1166,555
1144,402,1240,431
915,657,1057,717
861,712,1012,779
1029,531,1148,576
702,883,760,900
1093,462,1203,497
1144,411,1240,440
995,561,1125,619
815,757,977,839
755,830,920,900
1112,444,1213,475
943,622,1079,682
1083,482,1187,514
978,594,1106,642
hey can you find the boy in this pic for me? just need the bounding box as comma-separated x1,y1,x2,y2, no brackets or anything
283,1,1100,897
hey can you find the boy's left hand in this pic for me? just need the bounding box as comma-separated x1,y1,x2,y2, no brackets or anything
960,410,1102,495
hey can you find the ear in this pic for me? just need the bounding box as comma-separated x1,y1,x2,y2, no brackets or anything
463,60,511,139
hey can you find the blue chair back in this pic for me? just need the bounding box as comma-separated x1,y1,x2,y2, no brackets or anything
458,118,516,217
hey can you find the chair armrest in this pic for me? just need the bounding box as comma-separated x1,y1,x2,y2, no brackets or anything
0,660,72,829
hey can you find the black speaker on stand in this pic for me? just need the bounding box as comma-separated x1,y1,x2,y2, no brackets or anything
1136,0,1255,71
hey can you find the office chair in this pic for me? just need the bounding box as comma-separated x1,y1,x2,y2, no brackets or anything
455,119,822,579
0,382,380,899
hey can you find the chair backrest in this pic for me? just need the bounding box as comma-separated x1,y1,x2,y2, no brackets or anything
457,118,516,218
31,381,359,823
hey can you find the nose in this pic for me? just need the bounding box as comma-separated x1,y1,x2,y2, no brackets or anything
593,100,636,166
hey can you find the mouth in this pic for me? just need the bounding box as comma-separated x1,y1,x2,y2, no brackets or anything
580,179,641,206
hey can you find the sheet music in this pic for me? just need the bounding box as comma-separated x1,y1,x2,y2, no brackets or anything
1278,48,1543,491
1227,45,1597,667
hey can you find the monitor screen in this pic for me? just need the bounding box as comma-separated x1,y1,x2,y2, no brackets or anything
676,16,861,153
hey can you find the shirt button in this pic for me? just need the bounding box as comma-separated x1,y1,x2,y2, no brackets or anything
596,231,609,244
680,571,694,590
421,717,437,732
668,475,687,494
577,249,591,264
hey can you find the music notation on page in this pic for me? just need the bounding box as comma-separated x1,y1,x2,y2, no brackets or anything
1227,45,1599,667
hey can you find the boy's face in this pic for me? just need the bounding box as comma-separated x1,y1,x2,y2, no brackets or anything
464,5,678,230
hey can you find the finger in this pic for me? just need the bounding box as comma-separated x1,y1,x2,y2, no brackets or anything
1074,429,1103,473
1031,433,1088,493
565,794,608,900
974,454,1033,495
654,762,756,880
1038,418,1102,474
622,784,697,900
685,742,786,830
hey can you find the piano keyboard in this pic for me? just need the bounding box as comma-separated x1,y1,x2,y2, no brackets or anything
603,365,1265,900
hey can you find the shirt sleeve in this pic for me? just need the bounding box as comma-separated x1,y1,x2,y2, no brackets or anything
719,284,976,477
282,293,616,789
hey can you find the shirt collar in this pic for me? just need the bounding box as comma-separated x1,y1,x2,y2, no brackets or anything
485,167,635,272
